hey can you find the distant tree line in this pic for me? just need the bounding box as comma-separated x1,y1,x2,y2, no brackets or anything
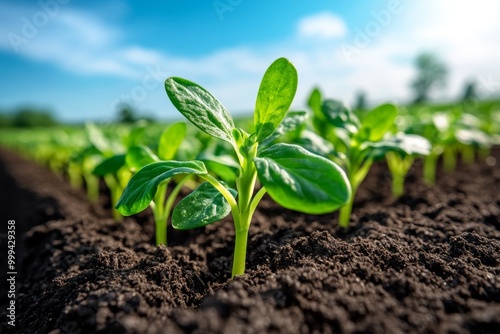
0,108,59,128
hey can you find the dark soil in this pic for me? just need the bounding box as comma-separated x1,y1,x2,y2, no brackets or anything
1,147,499,334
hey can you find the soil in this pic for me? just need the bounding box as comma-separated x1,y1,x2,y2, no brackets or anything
0,147,499,334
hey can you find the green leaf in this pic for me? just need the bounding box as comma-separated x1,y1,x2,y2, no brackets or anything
254,143,351,214
85,123,111,154
260,111,307,148
321,99,359,132
116,161,207,216
172,182,237,230
158,122,186,160
295,130,335,156
198,152,240,184
357,103,398,141
307,88,324,120
92,154,126,176
364,134,431,160
254,58,298,142
126,145,159,171
123,122,147,148
165,77,235,143
456,129,490,146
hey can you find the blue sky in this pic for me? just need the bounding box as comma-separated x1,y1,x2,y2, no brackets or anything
1,0,500,122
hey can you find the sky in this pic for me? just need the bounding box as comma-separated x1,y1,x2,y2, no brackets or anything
0,0,500,122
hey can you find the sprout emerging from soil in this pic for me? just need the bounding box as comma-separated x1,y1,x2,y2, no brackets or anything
116,58,351,277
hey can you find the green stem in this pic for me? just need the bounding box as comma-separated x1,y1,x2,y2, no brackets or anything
478,147,491,160
163,176,192,225
84,173,99,203
443,146,456,173
154,182,168,245
424,154,438,185
232,221,250,278
392,173,405,198
338,194,354,230
461,145,475,164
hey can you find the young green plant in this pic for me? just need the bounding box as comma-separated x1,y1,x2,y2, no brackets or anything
116,58,351,277
307,89,429,228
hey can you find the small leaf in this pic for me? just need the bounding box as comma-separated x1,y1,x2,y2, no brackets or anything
357,103,398,141
123,123,147,148
198,152,240,184
116,161,207,216
321,99,359,132
165,77,235,143
260,111,307,148
307,88,323,120
254,144,350,214
126,145,159,171
254,58,298,142
92,154,126,176
456,129,490,146
295,130,335,156
85,123,111,154
158,122,187,160
364,134,431,160
172,182,237,230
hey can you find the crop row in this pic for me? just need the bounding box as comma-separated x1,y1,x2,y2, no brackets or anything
1,58,499,277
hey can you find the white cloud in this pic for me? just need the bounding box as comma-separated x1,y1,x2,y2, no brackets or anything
297,12,347,39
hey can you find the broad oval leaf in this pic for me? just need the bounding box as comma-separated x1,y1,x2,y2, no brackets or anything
158,122,186,160
172,182,237,230
92,154,126,176
295,130,335,156
165,77,235,143
116,160,207,216
254,143,351,214
254,58,298,142
322,99,359,132
363,134,431,160
456,129,490,146
126,145,159,171
260,111,307,148
357,103,398,141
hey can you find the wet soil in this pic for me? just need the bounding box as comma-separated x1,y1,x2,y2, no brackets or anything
0,148,499,334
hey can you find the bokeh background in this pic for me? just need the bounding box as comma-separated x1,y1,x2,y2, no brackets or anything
1,0,499,123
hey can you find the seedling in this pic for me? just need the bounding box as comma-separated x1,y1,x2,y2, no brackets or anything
307,89,429,228
117,58,351,277
125,121,189,245
383,134,431,197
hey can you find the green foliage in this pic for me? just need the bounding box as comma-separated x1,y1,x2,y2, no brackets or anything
118,57,350,277
305,89,430,228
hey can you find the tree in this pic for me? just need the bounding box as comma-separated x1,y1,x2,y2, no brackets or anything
116,103,137,123
461,80,477,102
354,91,367,111
410,53,448,104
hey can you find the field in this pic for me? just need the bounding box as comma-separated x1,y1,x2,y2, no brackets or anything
0,144,499,333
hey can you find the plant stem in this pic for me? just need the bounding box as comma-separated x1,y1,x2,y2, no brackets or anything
232,225,250,278
154,182,168,245
338,194,354,229
163,176,192,225
443,146,456,173
392,173,405,198
461,145,475,164
84,173,99,203
423,153,438,185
